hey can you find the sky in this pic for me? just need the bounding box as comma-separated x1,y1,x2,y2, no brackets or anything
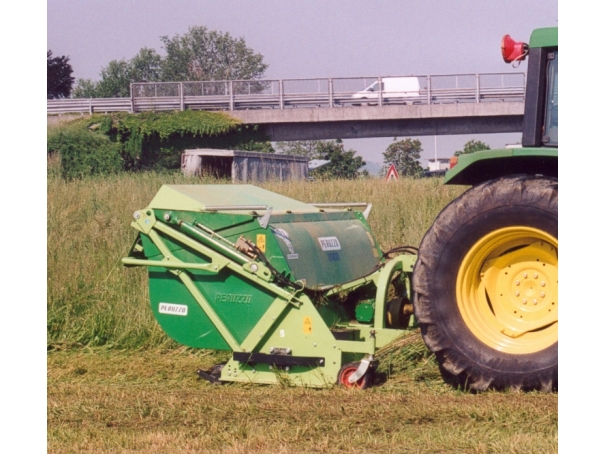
47,0,558,167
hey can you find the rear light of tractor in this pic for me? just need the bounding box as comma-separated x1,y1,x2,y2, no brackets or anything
449,156,458,169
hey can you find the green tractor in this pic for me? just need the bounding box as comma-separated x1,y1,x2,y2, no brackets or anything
412,27,558,391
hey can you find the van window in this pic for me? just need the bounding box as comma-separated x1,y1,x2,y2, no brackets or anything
366,82,384,92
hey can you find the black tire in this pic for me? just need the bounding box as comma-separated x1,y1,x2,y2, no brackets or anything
412,175,558,391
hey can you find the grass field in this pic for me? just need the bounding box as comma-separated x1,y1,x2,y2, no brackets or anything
47,159,557,453
48,350,557,454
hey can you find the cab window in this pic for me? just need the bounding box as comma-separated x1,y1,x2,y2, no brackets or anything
543,50,558,146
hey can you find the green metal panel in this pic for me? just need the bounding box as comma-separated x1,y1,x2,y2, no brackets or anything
144,232,280,347
148,269,231,350
444,148,558,186
529,27,558,48
158,210,257,235
149,184,321,213
355,302,375,323
224,294,354,387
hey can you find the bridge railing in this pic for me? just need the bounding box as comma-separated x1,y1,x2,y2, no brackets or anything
47,73,525,115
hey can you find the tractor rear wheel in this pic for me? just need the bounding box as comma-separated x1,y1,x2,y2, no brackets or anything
412,175,557,391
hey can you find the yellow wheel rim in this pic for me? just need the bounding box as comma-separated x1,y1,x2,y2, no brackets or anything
456,227,558,354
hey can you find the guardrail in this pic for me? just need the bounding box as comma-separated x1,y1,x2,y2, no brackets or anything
47,73,525,115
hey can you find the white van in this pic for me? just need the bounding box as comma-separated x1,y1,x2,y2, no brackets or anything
351,77,420,104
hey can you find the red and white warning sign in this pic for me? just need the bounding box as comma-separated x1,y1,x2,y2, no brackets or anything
385,164,399,181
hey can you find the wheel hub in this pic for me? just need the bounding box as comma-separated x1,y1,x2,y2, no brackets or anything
457,227,558,354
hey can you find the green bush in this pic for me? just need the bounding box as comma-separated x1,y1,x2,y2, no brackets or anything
47,112,273,178
47,126,123,179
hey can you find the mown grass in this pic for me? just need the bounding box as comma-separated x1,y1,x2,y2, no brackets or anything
48,350,558,454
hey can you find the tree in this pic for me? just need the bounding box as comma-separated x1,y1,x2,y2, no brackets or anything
72,60,132,98
73,48,164,98
277,139,366,179
382,138,423,177
47,50,75,99
130,47,163,83
315,140,367,179
95,60,135,98
454,139,490,157
72,79,100,98
275,141,319,159
160,26,268,82
73,27,268,98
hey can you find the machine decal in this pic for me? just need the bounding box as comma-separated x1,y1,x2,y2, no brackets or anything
159,303,188,316
215,294,252,304
256,234,266,252
327,251,340,261
318,236,341,251
303,316,312,334
271,227,298,259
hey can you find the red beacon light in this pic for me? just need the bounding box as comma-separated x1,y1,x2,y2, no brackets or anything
501,35,529,64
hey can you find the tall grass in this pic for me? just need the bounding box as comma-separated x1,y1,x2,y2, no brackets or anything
261,177,465,249
47,160,465,350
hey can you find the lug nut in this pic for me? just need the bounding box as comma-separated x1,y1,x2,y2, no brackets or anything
515,291,520,296
541,281,546,287
523,299,527,304
515,280,520,286
523,273,528,279
540,292,545,298
534,273,539,279
533,299,538,305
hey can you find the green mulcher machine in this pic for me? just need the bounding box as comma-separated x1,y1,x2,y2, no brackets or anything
123,27,557,391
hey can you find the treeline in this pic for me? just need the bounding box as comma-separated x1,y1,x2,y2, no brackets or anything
73,26,268,99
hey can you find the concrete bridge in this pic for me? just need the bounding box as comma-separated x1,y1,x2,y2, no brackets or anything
229,102,524,141
48,73,525,140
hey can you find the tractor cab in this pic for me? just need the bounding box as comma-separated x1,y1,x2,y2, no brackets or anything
445,27,558,186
